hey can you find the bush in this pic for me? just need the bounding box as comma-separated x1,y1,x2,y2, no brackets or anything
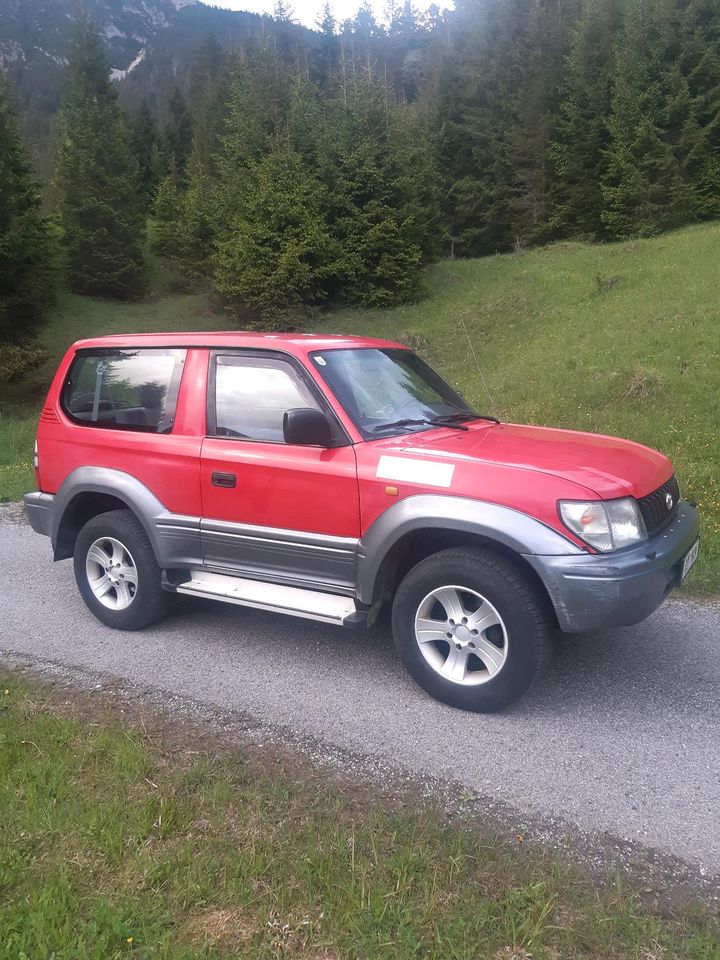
0,343,48,385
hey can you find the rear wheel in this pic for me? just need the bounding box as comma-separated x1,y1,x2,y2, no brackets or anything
73,509,172,630
391,548,554,712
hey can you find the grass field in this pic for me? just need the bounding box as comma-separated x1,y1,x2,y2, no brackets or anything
0,223,717,591
1,674,718,960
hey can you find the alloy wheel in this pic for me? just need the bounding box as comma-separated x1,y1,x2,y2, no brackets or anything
413,585,508,685
85,536,138,611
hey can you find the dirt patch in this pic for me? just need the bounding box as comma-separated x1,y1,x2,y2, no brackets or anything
185,907,256,950
623,367,664,401
594,274,621,295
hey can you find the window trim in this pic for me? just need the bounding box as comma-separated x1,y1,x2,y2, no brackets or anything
60,347,187,434
206,348,351,448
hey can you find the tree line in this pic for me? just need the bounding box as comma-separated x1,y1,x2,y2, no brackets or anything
1,0,720,340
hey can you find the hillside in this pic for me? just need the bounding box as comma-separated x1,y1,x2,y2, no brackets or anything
0,222,717,593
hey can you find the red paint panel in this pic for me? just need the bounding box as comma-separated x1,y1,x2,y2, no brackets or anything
201,438,360,537
36,347,205,518
354,434,596,540
355,419,673,543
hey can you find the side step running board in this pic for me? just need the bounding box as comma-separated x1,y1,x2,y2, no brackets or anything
165,569,369,628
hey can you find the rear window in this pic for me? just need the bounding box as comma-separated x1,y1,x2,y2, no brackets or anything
62,348,186,433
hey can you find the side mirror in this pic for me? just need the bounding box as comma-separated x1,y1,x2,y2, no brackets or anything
283,407,332,447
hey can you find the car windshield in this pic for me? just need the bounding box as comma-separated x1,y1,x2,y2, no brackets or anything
310,347,477,438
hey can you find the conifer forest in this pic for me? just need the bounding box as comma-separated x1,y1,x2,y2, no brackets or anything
2,0,720,332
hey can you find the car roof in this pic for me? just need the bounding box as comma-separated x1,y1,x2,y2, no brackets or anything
70,331,409,355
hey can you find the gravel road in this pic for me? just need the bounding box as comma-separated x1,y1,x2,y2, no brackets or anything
2,511,719,879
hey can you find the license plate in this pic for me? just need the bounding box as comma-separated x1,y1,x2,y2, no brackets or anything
681,539,700,581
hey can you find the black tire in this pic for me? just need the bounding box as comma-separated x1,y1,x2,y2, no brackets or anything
391,547,554,712
73,508,172,630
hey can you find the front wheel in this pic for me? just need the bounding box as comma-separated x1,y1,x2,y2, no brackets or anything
391,548,554,712
73,509,172,630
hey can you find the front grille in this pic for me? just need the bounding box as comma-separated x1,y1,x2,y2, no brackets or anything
638,475,680,536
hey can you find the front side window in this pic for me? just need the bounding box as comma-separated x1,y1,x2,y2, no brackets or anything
310,348,475,438
62,348,186,433
212,355,321,443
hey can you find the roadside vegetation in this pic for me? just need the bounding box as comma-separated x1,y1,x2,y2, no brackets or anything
1,673,718,959
1,221,717,594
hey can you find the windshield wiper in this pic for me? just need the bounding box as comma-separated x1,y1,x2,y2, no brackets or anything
426,414,470,431
429,410,501,429
373,415,469,433
439,409,500,425
372,418,429,433
372,410,500,434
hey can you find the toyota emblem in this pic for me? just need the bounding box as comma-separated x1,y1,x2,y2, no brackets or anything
665,492,674,511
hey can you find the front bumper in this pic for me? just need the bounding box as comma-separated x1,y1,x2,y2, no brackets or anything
23,491,55,538
525,500,700,633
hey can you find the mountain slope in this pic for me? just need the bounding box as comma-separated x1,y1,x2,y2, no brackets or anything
0,0,198,75
0,0,314,163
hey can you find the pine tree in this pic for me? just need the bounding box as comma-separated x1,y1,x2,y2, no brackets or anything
551,0,622,238
151,174,182,258
433,0,523,255
0,70,53,342
213,138,339,317
176,141,214,281
601,0,686,238
131,99,162,207
315,3,338,88
188,35,226,167
164,84,193,182
55,17,145,299
352,3,382,88
677,0,720,220
317,84,431,305
504,0,578,246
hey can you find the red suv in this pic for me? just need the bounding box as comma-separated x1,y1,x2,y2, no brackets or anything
24,333,699,711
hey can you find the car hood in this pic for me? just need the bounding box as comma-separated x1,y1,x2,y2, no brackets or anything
379,420,673,500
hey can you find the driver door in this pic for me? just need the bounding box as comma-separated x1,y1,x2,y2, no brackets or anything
200,350,360,591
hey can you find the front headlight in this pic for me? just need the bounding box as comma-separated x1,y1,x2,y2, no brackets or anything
558,497,647,552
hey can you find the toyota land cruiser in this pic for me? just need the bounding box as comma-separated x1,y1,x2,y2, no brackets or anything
24,333,700,711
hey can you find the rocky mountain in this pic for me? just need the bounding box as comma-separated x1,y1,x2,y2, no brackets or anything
1,0,199,95
0,0,312,165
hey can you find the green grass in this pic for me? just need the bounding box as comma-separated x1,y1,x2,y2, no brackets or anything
1,222,717,590
1,675,718,960
317,223,720,593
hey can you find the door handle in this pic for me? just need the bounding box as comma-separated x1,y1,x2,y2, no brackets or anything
211,471,237,488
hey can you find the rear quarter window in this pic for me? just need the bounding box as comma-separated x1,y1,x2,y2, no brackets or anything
61,348,186,433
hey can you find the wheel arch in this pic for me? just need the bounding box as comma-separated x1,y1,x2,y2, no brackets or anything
55,491,137,560
357,495,581,618
369,528,558,622
51,467,191,565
